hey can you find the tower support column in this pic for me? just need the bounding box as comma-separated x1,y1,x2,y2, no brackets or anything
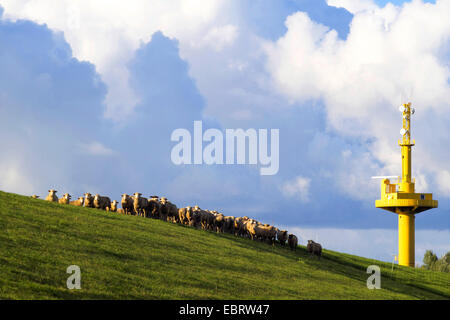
398,212,415,267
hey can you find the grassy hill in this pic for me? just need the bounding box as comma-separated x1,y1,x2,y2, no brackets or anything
0,190,449,300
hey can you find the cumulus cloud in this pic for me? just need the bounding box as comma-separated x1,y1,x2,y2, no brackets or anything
0,16,107,197
281,176,312,202
0,0,230,120
0,0,354,123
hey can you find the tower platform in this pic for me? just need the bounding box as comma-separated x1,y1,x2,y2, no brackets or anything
375,178,438,214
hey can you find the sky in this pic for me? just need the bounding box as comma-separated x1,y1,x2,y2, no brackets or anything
0,0,448,264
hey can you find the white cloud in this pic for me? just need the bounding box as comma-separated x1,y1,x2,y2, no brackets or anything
265,0,450,200
281,176,311,202
78,141,116,156
198,24,238,52
326,0,377,14
436,170,450,197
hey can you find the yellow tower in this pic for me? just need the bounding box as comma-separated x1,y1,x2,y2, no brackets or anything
375,102,438,267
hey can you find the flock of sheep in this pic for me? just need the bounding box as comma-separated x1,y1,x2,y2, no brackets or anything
35,189,323,257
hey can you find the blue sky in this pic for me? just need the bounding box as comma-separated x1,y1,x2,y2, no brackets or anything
375,0,435,5
0,0,448,263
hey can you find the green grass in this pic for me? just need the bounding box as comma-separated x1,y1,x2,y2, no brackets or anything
0,190,449,300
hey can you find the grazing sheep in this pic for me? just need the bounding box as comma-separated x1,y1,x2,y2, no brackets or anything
70,197,84,207
178,207,190,225
244,221,274,243
107,200,119,212
307,240,322,258
260,224,277,244
133,193,148,217
148,196,161,219
243,218,260,239
160,197,178,223
31,195,40,199
288,234,299,251
244,220,262,240
245,220,258,240
167,199,179,223
37,186,306,253
277,230,288,246
223,216,235,234
58,188,306,252
199,209,214,230
213,213,225,233
58,193,71,204
84,193,95,208
185,206,195,226
159,198,168,221
94,194,111,210
207,210,217,230
45,190,58,202
191,206,202,228
121,194,134,215
234,217,247,237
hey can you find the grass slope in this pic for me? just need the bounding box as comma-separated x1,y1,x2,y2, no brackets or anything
0,190,449,300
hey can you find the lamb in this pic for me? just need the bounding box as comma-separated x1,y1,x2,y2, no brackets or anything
84,193,95,208
58,193,71,204
288,234,299,251
306,240,322,258
45,190,58,202
94,194,111,210
70,197,84,207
